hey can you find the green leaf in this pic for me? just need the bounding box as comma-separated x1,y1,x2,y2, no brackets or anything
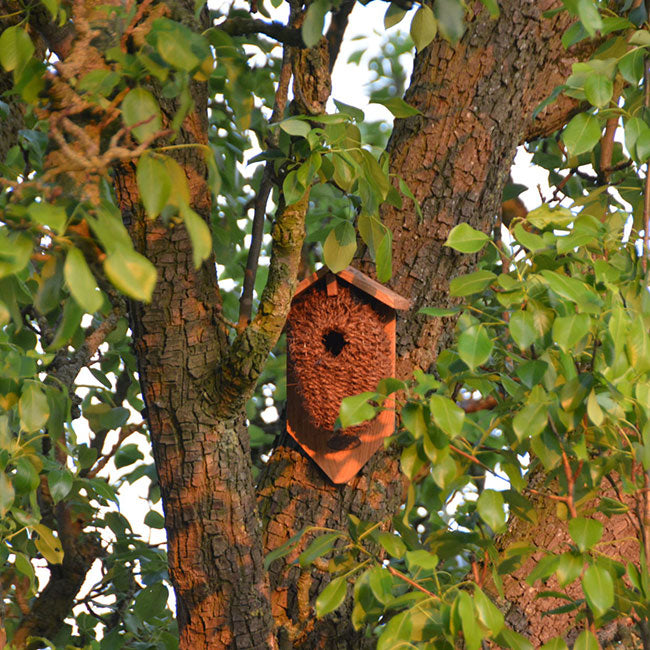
0,232,32,279
429,395,464,438
375,229,392,282
13,457,39,493
149,18,207,71
47,469,73,505
434,0,466,44
264,528,307,569
624,117,648,158
568,517,603,552
144,510,165,528
584,74,612,108
114,443,144,469
377,610,412,650
626,315,650,372
28,202,67,234
323,222,356,273
479,0,499,17
299,532,341,567
384,3,408,29
556,552,583,587
64,248,103,313
19,383,50,433
457,325,493,369
636,130,650,162
449,270,496,296
477,489,507,533
316,576,347,617
282,170,306,206
371,97,421,118
0,473,15,516
279,118,312,138
0,26,34,73
410,5,437,51
377,532,406,558
474,585,504,635
445,223,489,253
540,270,598,308
368,566,393,604
457,590,481,650
540,638,568,650
513,224,546,253
419,306,459,317
134,583,168,621
405,549,438,573
576,0,602,35
573,630,599,650
513,400,547,441
619,48,644,84
562,113,601,156
180,203,212,269
582,565,614,618
302,0,328,48
509,311,537,350
333,100,365,122
526,205,573,229
495,628,534,650
104,249,157,302
339,392,378,428
137,154,171,219
33,523,64,564
432,452,457,487
552,314,591,353
401,402,428,439
121,88,162,144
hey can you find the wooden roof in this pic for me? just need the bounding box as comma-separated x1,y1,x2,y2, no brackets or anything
294,266,411,311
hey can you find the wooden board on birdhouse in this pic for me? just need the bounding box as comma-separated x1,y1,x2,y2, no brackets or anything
286,268,410,484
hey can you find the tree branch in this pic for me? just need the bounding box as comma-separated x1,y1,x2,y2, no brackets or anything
216,191,310,417
326,0,356,72
217,16,303,46
237,48,292,331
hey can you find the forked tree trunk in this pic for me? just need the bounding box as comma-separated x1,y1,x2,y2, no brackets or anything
258,2,589,647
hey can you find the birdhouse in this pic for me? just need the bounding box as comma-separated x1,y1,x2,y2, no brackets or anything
286,266,411,484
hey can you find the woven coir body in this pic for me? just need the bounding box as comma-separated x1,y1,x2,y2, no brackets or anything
286,282,392,432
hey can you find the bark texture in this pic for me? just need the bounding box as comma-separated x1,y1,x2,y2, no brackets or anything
116,161,277,648
493,473,644,647
258,2,582,647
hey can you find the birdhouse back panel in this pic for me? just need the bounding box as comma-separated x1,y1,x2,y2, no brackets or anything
286,274,398,483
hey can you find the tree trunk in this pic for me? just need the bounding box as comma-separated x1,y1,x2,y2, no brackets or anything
258,2,581,646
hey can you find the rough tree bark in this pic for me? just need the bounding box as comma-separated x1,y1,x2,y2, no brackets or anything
258,2,603,648
6,0,634,647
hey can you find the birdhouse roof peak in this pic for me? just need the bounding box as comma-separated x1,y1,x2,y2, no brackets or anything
294,266,411,310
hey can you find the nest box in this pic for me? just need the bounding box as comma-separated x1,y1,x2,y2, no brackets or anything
286,266,410,484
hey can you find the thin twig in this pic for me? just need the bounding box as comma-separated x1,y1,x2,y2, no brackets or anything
217,16,303,46
386,565,440,600
86,422,144,479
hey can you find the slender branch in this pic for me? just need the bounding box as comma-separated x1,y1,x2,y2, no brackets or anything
218,16,303,46
237,49,292,331
458,395,497,413
326,0,356,73
598,81,623,184
86,422,144,479
386,565,440,600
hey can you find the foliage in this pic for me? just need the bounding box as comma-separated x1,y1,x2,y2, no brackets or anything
297,208,650,648
1,0,650,647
